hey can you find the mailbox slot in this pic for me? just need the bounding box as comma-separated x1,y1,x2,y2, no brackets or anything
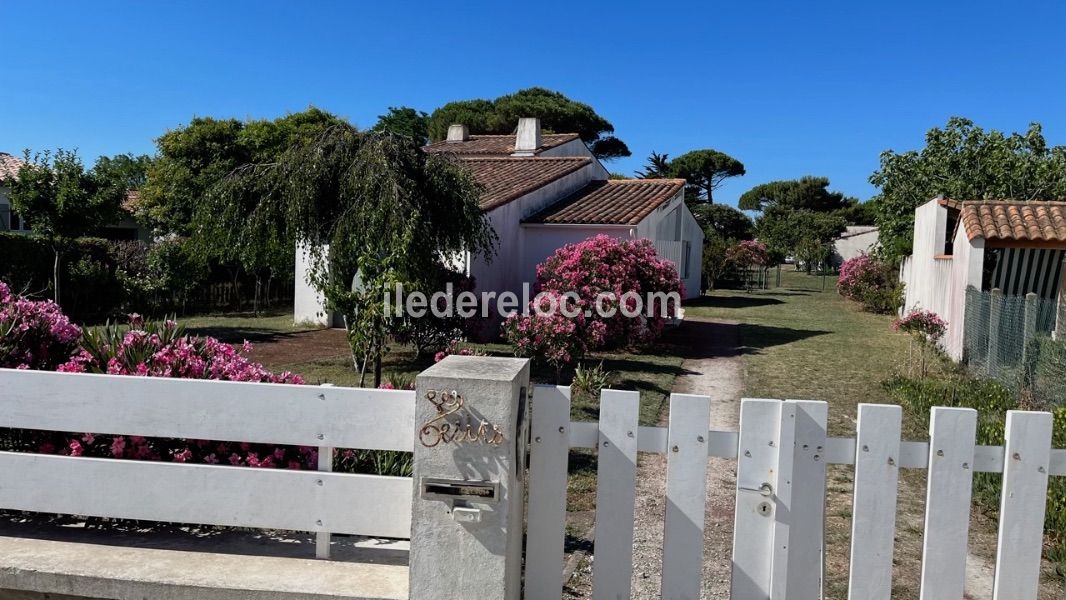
421,478,500,504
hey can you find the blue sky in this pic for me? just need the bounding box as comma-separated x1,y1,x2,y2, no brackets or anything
2,0,1065,208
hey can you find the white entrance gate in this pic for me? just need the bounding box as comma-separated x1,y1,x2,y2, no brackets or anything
525,387,1061,600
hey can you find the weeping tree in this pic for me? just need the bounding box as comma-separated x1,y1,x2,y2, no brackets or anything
207,125,495,386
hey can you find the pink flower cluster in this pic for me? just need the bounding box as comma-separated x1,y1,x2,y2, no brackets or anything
531,235,683,350
728,240,770,268
57,316,301,384
894,309,947,344
433,338,486,364
0,281,82,370
837,254,882,300
502,292,608,371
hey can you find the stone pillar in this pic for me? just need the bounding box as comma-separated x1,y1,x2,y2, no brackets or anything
410,355,530,600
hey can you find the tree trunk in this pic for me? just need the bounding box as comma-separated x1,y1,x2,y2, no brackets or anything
52,248,62,305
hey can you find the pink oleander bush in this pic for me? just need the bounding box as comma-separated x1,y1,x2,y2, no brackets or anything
502,292,608,376
894,309,947,345
0,280,358,471
728,240,770,269
0,281,82,370
528,235,683,351
837,254,902,314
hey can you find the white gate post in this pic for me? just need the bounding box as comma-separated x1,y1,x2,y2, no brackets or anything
410,355,531,600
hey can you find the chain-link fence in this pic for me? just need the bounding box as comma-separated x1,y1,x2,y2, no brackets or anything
963,286,1066,406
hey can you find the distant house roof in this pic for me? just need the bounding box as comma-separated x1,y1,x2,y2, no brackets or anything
959,200,1066,244
523,179,685,226
837,225,879,239
0,152,26,182
424,133,581,156
458,157,591,211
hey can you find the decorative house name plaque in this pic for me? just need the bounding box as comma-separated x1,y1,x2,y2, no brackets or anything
418,389,505,448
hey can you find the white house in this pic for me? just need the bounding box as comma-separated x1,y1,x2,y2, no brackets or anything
901,197,1066,360
294,118,704,326
831,225,879,267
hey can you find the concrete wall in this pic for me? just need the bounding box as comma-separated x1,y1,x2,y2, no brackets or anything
901,198,984,360
293,243,330,327
832,226,879,267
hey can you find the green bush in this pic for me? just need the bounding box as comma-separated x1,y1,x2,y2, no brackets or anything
885,375,1066,556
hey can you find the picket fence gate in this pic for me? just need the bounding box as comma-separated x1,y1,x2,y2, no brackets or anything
0,367,1064,599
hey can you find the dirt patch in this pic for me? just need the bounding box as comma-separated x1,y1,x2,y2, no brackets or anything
244,328,350,369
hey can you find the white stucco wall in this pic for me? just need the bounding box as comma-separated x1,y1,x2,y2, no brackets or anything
832,226,879,267
293,243,330,327
901,198,984,361
519,224,635,292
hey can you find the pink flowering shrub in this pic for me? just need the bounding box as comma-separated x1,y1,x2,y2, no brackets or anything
837,254,902,314
502,292,608,375
57,314,301,384
894,309,947,345
531,235,683,350
728,240,770,269
0,281,82,370
432,337,486,364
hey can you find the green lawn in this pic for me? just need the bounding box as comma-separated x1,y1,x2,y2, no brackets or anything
686,267,909,436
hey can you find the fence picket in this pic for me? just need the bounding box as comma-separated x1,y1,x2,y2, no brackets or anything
847,403,902,600
771,400,828,599
731,399,781,599
992,410,1053,600
592,389,640,600
525,385,572,600
661,393,711,599
919,407,977,600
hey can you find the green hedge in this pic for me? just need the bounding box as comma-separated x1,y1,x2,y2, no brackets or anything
885,375,1066,559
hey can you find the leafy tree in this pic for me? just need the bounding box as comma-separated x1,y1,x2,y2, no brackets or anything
9,149,125,303
738,176,851,213
635,151,672,179
141,107,344,236
670,149,745,203
212,125,495,386
690,203,754,241
427,87,630,160
870,117,1066,258
756,208,846,271
372,106,429,146
93,153,151,191
835,197,878,226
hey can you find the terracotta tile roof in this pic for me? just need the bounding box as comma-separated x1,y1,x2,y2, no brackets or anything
960,200,1066,243
424,133,581,156
459,157,591,211
938,197,963,211
523,179,686,226
0,152,26,182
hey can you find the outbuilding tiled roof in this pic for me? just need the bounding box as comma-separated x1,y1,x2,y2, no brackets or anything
459,157,591,211
0,152,26,182
424,133,580,156
960,200,1066,243
523,179,685,226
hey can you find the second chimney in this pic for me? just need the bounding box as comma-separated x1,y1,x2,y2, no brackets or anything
512,118,541,156
446,124,469,142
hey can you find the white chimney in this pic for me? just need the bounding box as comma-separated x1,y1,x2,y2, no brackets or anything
512,118,541,156
446,124,469,142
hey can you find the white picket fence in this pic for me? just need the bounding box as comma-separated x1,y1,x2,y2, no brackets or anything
525,387,1064,600
1,368,1063,599
0,368,417,555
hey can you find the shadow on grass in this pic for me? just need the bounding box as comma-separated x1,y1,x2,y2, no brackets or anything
184,325,304,345
736,323,829,355
685,295,785,309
